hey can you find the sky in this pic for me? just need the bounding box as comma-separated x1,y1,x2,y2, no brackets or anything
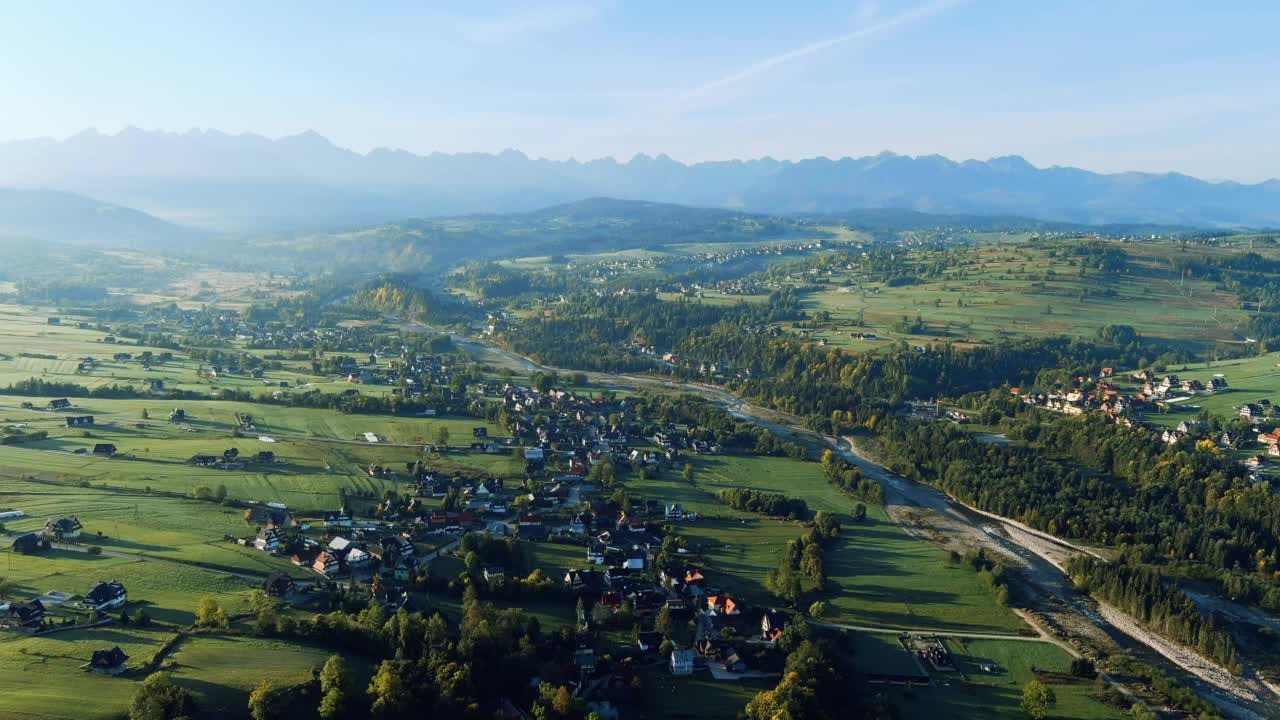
1,1,1277,181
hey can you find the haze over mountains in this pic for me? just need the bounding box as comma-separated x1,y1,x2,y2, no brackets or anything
2,127,1278,232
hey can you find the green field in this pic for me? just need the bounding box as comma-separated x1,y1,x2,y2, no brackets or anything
650,454,1027,634
0,626,169,720
166,635,350,718
0,394,511,508
1123,351,1280,429
861,635,1127,719
1,482,310,578
777,240,1249,350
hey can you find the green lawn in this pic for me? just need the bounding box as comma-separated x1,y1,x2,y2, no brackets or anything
687,455,1027,633
166,635,345,718
861,635,1128,719
0,626,167,720
1,483,310,578
636,667,772,719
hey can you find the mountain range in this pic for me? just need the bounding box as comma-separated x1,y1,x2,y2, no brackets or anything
1,127,1277,231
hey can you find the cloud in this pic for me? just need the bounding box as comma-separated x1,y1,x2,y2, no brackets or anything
452,3,600,47
677,0,963,106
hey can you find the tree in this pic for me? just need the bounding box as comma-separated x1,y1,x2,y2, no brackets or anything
852,503,867,522
129,673,195,720
682,463,694,484
591,602,614,627
745,671,817,720
434,425,450,448
1130,703,1157,720
808,601,828,619
1021,679,1056,720
195,596,228,628
140,408,149,420
319,655,354,720
655,604,675,638
368,660,412,719
247,680,288,720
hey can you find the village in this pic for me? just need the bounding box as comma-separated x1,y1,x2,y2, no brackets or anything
1009,365,1280,479
2,368,802,713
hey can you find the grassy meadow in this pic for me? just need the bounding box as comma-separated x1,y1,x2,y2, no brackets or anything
777,240,1249,350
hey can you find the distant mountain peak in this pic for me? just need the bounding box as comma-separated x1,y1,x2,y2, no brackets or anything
0,128,1276,230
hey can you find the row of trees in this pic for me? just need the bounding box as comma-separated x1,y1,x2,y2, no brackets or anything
873,409,1280,611
1067,554,1239,671
718,488,809,519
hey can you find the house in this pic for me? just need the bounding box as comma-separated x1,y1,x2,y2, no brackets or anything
1258,430,1280,446
85,580,128,611
517,524,549,541
379,536,415,564
290,548,320,568
346,547,371,567
312,551,340,577
636,631,661,653
88,646,129,675
670,648,695,675
483,567,506,583
1246,455,1266,468
323,507,353,527
327,536,353,555
47,398,71,411
44,516,83,541
574,649,596,674
92,444,117,457
707,595,739,616
1210,377,1229,392
665,504,685,520
46,317,60,326
5,600,47,628
723,651,748,673
761,610,789,642
64,416,94,427
1241,403,1264,419
254,526,284,552
263,572,295,598
169,408,187,423
587,542,606,565
11,532,45,554
564,569,587,590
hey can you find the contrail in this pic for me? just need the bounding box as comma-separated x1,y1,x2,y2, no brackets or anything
680,0,963,103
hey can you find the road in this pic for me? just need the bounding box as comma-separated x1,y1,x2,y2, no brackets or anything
449,333,1279,719
808,620,1044,642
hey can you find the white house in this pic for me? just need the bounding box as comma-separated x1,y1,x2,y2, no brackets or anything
85,580,128,611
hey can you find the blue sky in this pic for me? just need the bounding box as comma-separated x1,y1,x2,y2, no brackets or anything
1,1,1276,180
